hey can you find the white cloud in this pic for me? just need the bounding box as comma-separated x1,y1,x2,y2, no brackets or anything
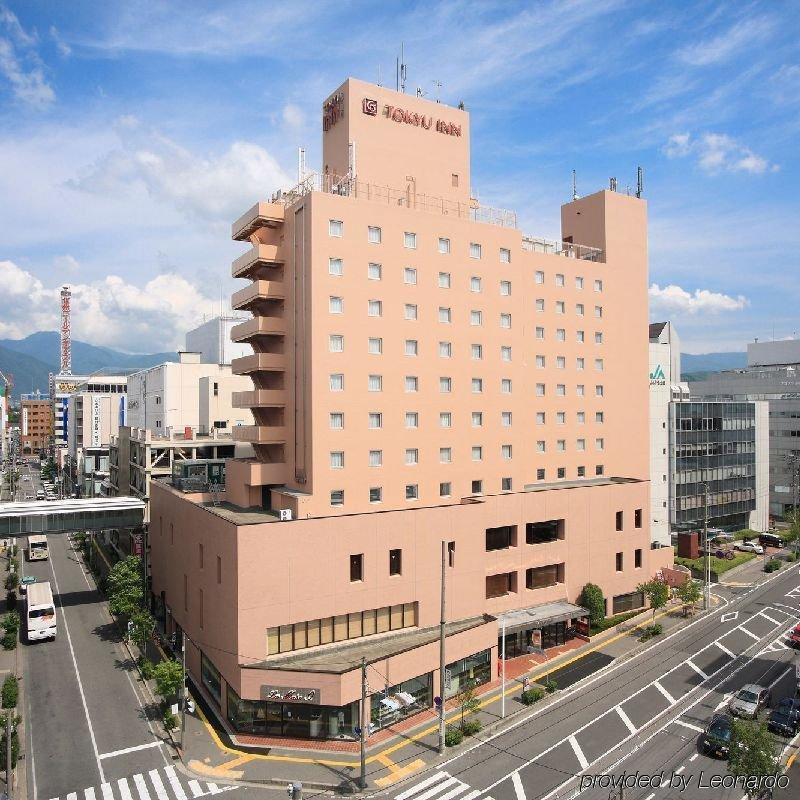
649,283,748,315
663,131,776,174
281,103,304,128
0,6,55,108
0,260,216,351
52,255,80,273
676,17,774,67
49,25,71,57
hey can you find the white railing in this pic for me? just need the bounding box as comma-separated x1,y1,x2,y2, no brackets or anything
522,236,604,262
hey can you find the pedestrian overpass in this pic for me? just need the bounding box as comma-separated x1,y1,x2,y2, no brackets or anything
0,497,145,537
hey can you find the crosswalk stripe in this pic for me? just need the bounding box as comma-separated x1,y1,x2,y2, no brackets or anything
615,706,638,735
760,611,781,625
674,719,704,734
412,777,461,800
133,774,152,800
568,735,589,770
148,770,170,800
457,792,481,800
206,786,222,796
434,782,472,800
66,793,78,800
101,783,114,800
188,781,204,799
118,778,134,800
86,787,97,800
653,681,676,705
738,626,761,641
396,772,450,800
164,767,188,800
685,660,709,680
715,641,735,658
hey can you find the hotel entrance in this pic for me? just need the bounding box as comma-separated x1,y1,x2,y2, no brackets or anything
497,601,589,657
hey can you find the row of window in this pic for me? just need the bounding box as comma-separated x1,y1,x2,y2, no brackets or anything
486,564,566,598
328,410,605,429
331,467,606,505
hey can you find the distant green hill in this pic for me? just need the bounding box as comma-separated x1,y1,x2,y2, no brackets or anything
680,351,746,374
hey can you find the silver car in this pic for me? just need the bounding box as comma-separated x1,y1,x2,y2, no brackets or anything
735,540,764,555
729,684,771,718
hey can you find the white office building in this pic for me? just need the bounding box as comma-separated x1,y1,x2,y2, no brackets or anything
185,315,251,366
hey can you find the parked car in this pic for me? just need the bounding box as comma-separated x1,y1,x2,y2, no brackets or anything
730,684,771,718
735,540,764,555
789,624,800,648
759,532,785,549
703,714,734,758
711,531,735,544
767,698,800,736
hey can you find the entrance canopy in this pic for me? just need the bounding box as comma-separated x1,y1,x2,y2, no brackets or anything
496,601,588,635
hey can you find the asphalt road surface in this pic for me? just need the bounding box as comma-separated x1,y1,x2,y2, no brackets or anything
384,567,800,800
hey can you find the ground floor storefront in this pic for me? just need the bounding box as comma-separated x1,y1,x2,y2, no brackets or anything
497,601,590,659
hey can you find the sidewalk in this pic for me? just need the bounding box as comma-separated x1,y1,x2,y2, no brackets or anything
177,598,711,791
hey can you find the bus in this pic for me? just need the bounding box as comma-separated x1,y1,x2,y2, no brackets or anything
27,534,49,561
26,581,57,641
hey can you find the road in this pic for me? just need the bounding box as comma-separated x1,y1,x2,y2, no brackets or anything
384,567,800,800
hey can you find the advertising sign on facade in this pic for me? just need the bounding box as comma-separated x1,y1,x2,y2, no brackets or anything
91,396,102,447
260,686,319,704
22,407,28,436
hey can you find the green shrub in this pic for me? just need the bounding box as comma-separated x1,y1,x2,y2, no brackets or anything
786,552,798,563
543,678,558,694
580,583,606,628
4,572,18,591
521,687,545,705
461,718,482,736
0,728,19,768
163,709,178,731
1,675,17,709
2,611,19,635
5,591,16,612
444,725,463,747
651,623,663,636
764,559,782,573
139,657,156,680
1,631,16,651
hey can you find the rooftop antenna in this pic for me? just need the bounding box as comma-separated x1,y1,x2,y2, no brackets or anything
609,177,617,191
432,79,442,103
636,166,644,199
399,42,407,93
377,64,382,87
298,147,307,183
571,169,578,201
416,86,424,97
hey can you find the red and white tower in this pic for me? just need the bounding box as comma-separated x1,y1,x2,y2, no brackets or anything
60,285,72,375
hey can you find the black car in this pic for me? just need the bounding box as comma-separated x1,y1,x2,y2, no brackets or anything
767,698,800,736
703,714,733,758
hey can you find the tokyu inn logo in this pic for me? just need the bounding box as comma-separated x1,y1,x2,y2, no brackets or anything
649,364,666,386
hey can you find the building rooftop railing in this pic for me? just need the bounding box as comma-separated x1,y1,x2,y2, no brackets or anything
521,236,604,262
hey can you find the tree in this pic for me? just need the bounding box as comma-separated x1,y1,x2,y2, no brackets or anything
675,578,702,617
580,583,606,627
153,658,184,704
454,679,480,728
637,577,670,622
129,608,155,651
728,719,780,798
106,555,143,617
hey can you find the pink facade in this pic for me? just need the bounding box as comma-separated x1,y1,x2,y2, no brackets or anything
150,77,673,740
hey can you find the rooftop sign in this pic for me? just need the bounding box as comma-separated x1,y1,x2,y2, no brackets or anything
362,97,462,137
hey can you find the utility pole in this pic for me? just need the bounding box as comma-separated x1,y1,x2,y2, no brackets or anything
5,709,12,799
500,618,506,718
438,540,446,754
360,657,367,790
180,630,187,751
703,482,711,611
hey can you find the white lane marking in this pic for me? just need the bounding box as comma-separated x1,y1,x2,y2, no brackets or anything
100,784,114,800
512,772,527,800
715,693,733,711
148,770,169,800
49,554,106,784
164,767,188,800
615,706,637,735
133,774,152,800
188,781,204,799
100,740,163,760
674,719,704,733
689,753,699,762
715,641,736,658
432,783,472,800
568,735,589,770
66,794,78,800
768,664,796,690
118,778,134,800
457,793,481,800
85,789,97,800
759,610,782,625
395,772,450,800
653,681,676,705
675,765,686,774
721,612,739,622
686,660,709,680
738,626,761,641
644,794,655,800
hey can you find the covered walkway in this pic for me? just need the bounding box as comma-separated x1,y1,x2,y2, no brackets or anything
0,497,145,536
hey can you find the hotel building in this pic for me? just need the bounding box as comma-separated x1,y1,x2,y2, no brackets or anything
150,77,673,741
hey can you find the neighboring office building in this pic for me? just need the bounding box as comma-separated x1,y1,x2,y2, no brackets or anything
150,76,673,741
51,372,90,450
185,315,252,365
126,352,253,435
690,337,800,518
20,398,53,455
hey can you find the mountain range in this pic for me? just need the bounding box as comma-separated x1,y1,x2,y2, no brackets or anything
0,332,176,398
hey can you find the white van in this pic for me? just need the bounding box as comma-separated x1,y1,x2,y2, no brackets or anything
26,581,57,641
27,534,49,561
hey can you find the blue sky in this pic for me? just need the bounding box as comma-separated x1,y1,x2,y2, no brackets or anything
0,0,798,353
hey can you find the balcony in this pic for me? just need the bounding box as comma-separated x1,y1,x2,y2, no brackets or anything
232,202,285,241
232,244,285,279
232,389,286,408
233,425,288,444
522,236,604,262
231,353,286,374
231,280,286,312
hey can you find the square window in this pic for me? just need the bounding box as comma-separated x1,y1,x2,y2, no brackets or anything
500,279,511,295
594,279,603,292
404,267,417,284
368,299,382,317
405,412,418,428
557,439,566,451
350,553,363,581
556,356,566,369
596,385,604,397
500,313,512,328
470,276,482,292
556,301,565,314
404,231,417,249
389,548,402,575
557,467,566,479
329,334,344,352
500,248,511,264
596,438,604,450
369,449,382,466
440,447,452,463
470,310,482,326
439,238,451,254
557,411,566,424
576,303,585,316
370,487,382,503
470,242,482,259
577,465,586,477
331,490,344,506
440,377,452,392
330,373,344,391
555,273,565,287
577,357,585,370
368,337,382,354
440,482,451,497
329,219,343,237
330,412,344,429
471,343,483,359
502,444,512,459
501,346,512,362
471,480,483,494
330,451,344,469
405,448,419,465
596,411,604,423
595,358,604,371
438,271,451,287
596,464,604,476
502,477,512,490
440,412,452,427
501,378,512,393
575,276,584,289
329,257,343,276
577,411,585,424
405,376,419,392
405,484,418,500
472,378,483,393
615,552,623,572
368,262,382,280
595,331,604,344
536,383,545,396
577,330,585,343
537,468,545,480
439,341,452,358
405,339,418,356
595,305,603,318
536,412,546,425
472,411,483,426
537,440,545,452
368,226,381,243
368,413,382,429
536,298,545,311
536,326,545,339
556,384,566,396
405,303,418,320
556,328,566,342
439,307,452,323
502,411,512,426
368,374,383,392
535,271,544,284
536,355,545,368
577,384,585,397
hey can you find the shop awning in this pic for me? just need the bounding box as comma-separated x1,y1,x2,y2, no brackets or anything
495,601,588,635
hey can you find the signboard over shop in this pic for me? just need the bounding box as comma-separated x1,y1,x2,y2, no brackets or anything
260,686,319,704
